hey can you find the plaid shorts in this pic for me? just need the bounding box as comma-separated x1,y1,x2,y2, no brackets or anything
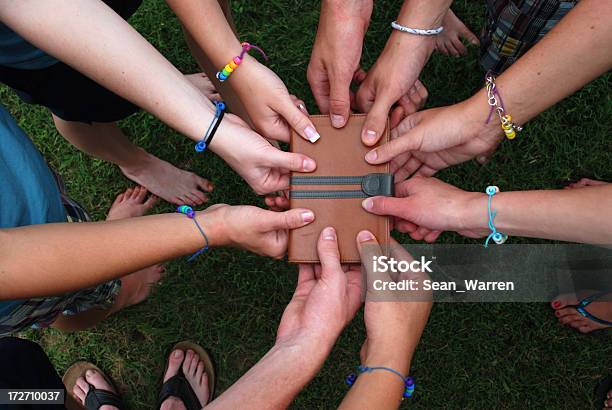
0,172,121,337
479,0,578,74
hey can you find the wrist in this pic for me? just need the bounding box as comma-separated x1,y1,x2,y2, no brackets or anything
461,192,490,234
196,206,230,247
463,89,505,141
363,345,411,374
274,331,335,373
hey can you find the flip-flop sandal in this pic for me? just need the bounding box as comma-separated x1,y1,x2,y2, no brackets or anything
63,361,125,410
569,292,612,327
594,374,612,409
157,341,216,410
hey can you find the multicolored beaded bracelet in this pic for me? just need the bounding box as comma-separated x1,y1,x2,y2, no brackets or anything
195,100,226,153
177,205,209,261
485,72,523,140
345,365,415,399
216,42,268,82
484,185,508,247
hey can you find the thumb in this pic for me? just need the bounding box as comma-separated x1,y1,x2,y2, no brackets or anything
355,230,392,297
265,147,317,173
361,97,393,146
317,227,343,277
365,119,426,165
262,208,315,231
275,99,322,143
361,196,415,222
328,73,352,128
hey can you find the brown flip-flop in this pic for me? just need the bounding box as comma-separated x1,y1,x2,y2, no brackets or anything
62,361,124,410
157,341,215,410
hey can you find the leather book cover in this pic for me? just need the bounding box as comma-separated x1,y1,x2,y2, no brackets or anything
288,114,391,263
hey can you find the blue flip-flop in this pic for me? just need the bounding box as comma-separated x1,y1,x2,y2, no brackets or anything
570,292,612,327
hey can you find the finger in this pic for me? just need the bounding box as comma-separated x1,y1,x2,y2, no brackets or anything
366,123,425,165
352,68,367,85
451,37,467,56
394,157,423,182
415,164,438,177
263,208,315,231
414,80,428,103
265,148,317,173
290,95,309,115
390,106,405,129
408,86,426,112
398,94,418,116
328,72,353,128
307,61,331,114
355,230,392,289
275,99,321,143
361,96,394,146
297,264,315,285
317,227,343,276
274,195,290,210
362,196,414,221
410,226,431,241
424,230,442,243
395,218,418,233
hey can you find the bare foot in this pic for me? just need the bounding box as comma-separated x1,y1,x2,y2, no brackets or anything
565,178,609,190
112,264,166,311
186,72,221,101
73,369,119,410
436,9,479,57
106,186,158,221
119,148,214,206
551,293,612,334
160,349,210,410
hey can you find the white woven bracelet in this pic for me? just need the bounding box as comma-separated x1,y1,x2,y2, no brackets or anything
391,21,444,36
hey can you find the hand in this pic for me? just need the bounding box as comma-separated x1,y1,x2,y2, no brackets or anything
233,58,321,143
212,113,316,195
365,99,504,176
307,0,372,128
355,232,432,371
356,32,434,146
362,176,488,242
201,204,315,258
276,227,362,347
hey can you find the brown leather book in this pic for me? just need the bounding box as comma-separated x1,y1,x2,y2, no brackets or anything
288,114,392,263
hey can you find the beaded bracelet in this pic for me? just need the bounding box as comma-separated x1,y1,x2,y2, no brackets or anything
391,21,444,36
345,365,415,399
216,42,268,82
177,205,209,261
484,185,508,247
485,72,523,140
195,101,226,153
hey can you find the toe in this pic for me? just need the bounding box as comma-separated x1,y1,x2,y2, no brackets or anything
555,307,578,318
189,191,207,206
135,186,148,202
183,350,194,376
189,351,199,376
85,369,113,392
551,294,578,310
76,377,90,399
559,312,582,325
131,186,143,200
197,177,213,193
144,195,159,209
73,378,87,403
201,372,209,395
195,361,204,382
124,188,134,199
112,193,125,206
164,350,185,383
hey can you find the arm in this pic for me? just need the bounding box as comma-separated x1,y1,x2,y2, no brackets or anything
367,0,612,172
208,228,363,409
356,0,450,145
0,205,314,299
340,234,431,409
307,0,373,128
0,0,315,195
363,176,612,245
165,0,320,143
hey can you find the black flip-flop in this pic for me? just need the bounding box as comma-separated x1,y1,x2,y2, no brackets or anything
594,374,612,409
157,341,215,410
63,361,125,410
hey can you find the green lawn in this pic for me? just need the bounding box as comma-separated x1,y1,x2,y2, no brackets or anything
4,0,611,408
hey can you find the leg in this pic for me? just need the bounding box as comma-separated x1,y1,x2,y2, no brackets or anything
53,116,213,206
51,187,164,332
181,0,254,128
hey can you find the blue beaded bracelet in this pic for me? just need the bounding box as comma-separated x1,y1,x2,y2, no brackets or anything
195,101,226,153
177,205,209,261
484,185,508,247
345,365,415,399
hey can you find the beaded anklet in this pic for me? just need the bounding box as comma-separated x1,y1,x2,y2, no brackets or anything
484,185,508,247
177,205,209,261
346,365,415,399
216,42,268,82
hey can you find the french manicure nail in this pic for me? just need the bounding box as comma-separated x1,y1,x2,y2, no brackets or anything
305,126,321,143
362,198,373,211
302,158,316,171
363,129,377,143
365,150,378,162
301,211,314,223
323,227,336,240
331,114,344,128
357,230,374,242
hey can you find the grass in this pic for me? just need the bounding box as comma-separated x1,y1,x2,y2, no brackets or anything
3,0,611,408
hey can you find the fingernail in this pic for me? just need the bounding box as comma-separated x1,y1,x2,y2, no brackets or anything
304,126,321,143
323,227,336,241
362,198,373,211
86,370,96,377
331,114,344,128
357,230,374,243
363,129,377,144
302,158,316,171
477,155,488,164
301,211,314,223
365,150,378,162
174,350,182,358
